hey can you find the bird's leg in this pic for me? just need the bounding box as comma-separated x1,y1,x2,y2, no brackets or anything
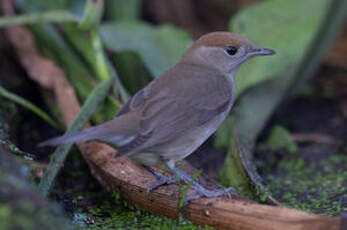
167,164,238,202
143,165,176,192
144,164,238,203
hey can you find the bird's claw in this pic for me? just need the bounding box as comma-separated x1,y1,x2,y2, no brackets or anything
197,186,237,198
144,165,237,205
147,175,176,193
183,187,236,205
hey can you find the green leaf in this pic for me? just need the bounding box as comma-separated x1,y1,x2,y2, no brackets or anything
0,10,77,28
230,0,329,97
15,0,98,91
105,0,140,21
79,0,104,30
16,0,122,121
0,85,60,130
100,21,192,77
59,23,96,73
178,169,202,210
15,0,86,15
216,0,329,149
287,0,347,95
113,52,152,95
218,129,280,204
232,71,295,146
230,0,347,147
260,125,298,154
214,116,233,149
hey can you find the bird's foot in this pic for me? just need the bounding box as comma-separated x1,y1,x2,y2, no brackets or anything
184,187,237,204
144,166,176,193
144,165,238,205
148,175,176,193
169,166,238,204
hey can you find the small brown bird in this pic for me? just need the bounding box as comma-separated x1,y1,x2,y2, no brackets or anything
40,32,275,201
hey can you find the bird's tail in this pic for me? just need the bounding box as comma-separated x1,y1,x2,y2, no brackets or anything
39,125,105,147
39,119,135,147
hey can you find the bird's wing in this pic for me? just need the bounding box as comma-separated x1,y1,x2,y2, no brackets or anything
117,64,232,156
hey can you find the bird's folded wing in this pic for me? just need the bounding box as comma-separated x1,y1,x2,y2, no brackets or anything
117,68,232,156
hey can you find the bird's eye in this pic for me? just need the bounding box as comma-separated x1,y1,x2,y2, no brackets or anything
225,46,238,56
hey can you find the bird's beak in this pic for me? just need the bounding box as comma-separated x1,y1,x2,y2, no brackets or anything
250,46,276,56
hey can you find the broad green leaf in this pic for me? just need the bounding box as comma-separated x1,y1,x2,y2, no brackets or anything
232,0,347,147
231,0,329,97
287,0,347,95
216,0,329,149
100,21,192,77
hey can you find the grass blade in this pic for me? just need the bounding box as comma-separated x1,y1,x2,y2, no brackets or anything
38,78,113,197
178,169,202,209
0,85,59,129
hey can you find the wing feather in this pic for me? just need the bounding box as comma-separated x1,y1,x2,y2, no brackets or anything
117,63,232,156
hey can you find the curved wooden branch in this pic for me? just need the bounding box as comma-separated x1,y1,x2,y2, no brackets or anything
1,1,341,228
79,143,340,230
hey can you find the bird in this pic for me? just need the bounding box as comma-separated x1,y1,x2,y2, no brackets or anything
40,32,275,201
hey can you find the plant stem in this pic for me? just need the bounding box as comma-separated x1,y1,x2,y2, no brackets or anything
90,29,130,102
91,29,110,80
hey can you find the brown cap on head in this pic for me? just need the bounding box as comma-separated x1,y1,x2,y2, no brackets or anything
181,31,275,74
187,32,255,52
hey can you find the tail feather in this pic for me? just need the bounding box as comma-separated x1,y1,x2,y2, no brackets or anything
39,114,138,147
39,127,136,147
38,126,101,147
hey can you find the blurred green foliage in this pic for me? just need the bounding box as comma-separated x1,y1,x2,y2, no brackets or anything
231,0,329,97
260,126,298,154
105,0,140,21
216,0,329,149
101,21,192,77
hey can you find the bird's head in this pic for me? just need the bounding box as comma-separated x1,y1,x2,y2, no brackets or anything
182,32,275,76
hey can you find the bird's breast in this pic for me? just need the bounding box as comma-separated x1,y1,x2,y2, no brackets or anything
159,100,233,162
